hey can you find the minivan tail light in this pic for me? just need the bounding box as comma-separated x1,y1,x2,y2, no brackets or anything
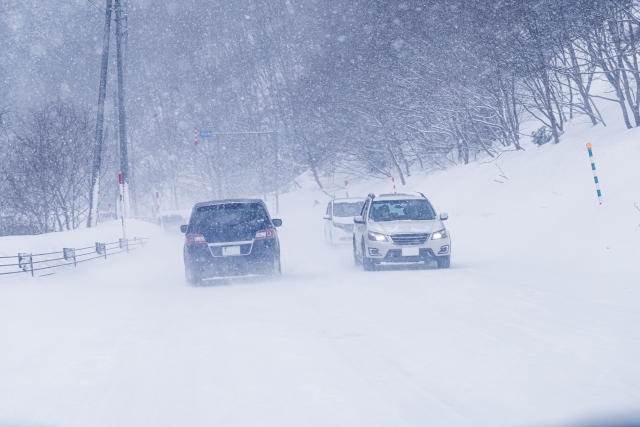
255,228,275,240
185,233,207,244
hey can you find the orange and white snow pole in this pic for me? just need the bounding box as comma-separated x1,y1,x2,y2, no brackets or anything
391,174,396,194
194,127,198,146
345,178,349,198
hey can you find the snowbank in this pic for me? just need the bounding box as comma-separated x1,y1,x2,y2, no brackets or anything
0,219,166,258
292,113,640,285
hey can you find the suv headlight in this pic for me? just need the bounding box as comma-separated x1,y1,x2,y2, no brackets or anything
368,231,388,242
431,229,448,240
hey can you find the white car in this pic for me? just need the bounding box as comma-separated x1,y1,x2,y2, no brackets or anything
323,198,365,245
352,192,451,270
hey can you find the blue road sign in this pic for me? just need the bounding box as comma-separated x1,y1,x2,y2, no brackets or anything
199,130,213,138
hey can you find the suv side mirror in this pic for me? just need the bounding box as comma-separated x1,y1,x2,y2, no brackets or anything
323,215,331,220
439,213,448,221
272,219,283,227
353,216,364,224
180,225,188,233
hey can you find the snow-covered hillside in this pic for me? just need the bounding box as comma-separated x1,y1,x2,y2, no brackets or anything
0,117,638,426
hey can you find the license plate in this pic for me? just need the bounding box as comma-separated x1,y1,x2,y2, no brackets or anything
222,246,241,256
402,247,419,256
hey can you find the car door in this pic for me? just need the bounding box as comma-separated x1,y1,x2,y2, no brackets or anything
354,198,370,255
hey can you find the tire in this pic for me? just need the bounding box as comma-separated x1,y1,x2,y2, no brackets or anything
185,265,202,286
361,241,376,271
353,238,361,266
363,256,376,271
271,255,282,275
436,255,451,269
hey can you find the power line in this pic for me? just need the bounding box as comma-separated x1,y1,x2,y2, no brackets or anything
85,0,107,14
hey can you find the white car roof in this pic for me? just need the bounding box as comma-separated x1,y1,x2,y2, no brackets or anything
333,197,365,202
373,192,427,201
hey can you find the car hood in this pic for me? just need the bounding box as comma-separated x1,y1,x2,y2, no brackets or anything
367,220,444,235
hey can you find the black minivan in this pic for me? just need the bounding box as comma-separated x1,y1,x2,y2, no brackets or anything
181,199,282,284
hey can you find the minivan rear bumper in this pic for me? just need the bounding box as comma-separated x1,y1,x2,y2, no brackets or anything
184,239,278,277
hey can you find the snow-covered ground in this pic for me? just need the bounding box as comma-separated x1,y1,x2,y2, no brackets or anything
0,117,639,426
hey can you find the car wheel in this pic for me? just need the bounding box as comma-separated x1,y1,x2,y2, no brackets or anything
185,265,202,286
353,238,361,266
271,255,282,275
361,241,376,271
436,255,451,269
363,256,377,271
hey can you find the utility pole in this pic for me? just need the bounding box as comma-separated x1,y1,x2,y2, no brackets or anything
87,0,113,228
273,131,279,214
114,0,130,218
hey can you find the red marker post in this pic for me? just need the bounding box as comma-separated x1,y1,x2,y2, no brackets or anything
194,127,198,146
156,191,163,229
345,178,349,198
391,174,396,194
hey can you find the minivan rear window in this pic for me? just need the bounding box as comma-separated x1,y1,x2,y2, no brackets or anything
333,201,364,217
191,203,269,229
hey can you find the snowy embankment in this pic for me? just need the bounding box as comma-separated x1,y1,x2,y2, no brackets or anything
0,114,638,426
306,114,640,284
0,219,164,258
0,219,166,282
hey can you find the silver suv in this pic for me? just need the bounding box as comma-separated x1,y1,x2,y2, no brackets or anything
353,193,451,271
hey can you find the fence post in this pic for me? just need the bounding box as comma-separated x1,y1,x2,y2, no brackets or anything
19,253,33,277
63,248,76,267
96,242,107,259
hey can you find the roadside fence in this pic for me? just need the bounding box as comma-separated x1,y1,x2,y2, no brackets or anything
0,237,149,277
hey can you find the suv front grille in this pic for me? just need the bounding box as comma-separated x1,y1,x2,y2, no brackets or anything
390,233,430,245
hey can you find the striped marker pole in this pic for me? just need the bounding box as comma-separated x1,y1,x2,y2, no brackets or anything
345,178,349,198
586,143,602,205
391,174,396,194
194,127,198,146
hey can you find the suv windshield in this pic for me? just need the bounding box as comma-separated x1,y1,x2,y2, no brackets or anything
369,199,436,222
192,203,269,229
333,201,364,217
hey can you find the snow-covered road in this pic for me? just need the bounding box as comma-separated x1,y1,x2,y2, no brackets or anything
0,210,637,427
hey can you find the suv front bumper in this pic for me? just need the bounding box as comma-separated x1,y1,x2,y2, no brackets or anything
364,237,450,263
